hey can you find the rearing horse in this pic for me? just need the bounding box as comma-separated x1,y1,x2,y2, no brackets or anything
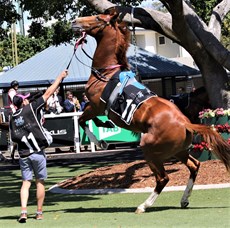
72,9,230,213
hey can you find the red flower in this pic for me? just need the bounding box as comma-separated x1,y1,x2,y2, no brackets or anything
192,141,210,152
214,123,230,133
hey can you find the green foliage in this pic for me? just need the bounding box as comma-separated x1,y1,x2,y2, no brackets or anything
19,0,142,20
221,12,230,50
0,0,20,40
0,33,53,70
51,21,73,46
190,0,218,23
0,0,20,25
20,0,76,21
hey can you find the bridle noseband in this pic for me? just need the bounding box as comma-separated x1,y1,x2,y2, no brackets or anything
86,16,110,33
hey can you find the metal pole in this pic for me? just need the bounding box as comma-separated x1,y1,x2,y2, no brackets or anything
11,24,15,66
13,23,18,65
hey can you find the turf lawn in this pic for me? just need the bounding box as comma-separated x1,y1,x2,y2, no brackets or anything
0,162,229,228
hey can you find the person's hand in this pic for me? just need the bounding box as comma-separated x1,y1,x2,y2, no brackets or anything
60,69,68,79
73,97,79,104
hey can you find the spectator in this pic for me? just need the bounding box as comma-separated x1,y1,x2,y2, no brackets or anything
175,86,189,112
63,91,80,112
8,80,19,113
177,86,186,95
7,80,20,161
9,70,68,223
80,92,89,111
46,87,63,114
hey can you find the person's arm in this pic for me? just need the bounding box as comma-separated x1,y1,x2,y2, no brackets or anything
8,89,16,102
42,70,68,102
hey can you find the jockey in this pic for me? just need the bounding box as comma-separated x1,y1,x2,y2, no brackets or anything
8,80,19,113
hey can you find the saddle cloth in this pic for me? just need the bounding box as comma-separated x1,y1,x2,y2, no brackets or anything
100,71,157,125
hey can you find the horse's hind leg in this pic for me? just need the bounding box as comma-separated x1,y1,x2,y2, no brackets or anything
136,159,169,214
176,153,200,208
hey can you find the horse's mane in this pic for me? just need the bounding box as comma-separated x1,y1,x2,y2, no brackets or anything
115,22,130,70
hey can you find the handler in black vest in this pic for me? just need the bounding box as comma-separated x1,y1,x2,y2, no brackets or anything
10,69,68,223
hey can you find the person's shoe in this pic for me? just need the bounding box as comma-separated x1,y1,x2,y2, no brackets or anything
18,211,27,223
36,211,43,220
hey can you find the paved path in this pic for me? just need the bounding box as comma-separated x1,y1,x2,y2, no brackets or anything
49,183,230,195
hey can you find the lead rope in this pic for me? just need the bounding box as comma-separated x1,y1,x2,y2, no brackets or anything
60,32,87,86
131,7,141,82
66,32,87,70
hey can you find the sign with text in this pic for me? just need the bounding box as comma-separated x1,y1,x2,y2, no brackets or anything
44,116,75,147
80,116,140,145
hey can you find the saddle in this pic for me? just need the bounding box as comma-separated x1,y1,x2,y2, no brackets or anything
101,71,157,125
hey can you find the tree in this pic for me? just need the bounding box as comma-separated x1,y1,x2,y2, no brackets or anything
0,30,53,70
83,0,230,109
0,0,20,40
189,0,230,49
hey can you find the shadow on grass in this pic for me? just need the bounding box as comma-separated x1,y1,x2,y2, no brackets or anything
0,163,104,209
0,204,229,221
41,205,230,214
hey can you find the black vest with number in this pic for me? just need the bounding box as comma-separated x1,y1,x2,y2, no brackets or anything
10,97,50,157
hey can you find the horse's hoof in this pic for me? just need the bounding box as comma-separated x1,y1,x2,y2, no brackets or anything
135,207,145,214
181,201,189,208
99,140,108,150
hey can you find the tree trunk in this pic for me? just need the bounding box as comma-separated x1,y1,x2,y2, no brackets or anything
85,0,230,108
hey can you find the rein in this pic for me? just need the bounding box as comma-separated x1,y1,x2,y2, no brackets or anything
69,16,125,82
66,32,87,69
72,30,122,82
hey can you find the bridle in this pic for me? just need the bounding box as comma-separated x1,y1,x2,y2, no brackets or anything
70,15,122,82
85,16,110,33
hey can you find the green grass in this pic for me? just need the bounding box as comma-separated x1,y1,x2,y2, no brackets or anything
0,162,230,227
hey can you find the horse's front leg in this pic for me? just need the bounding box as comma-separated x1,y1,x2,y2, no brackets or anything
79,104,108,150
92,117,115,128
83,103,115,128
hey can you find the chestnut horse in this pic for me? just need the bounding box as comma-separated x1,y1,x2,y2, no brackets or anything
72,10,230,213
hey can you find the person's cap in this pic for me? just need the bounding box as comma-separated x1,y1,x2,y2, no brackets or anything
13,93,30,108
11,80,19,88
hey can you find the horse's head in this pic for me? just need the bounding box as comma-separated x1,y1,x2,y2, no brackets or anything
72,9,128,37
72,9,130,70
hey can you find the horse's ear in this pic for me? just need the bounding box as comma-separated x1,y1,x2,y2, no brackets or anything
104,7,117,16
104,7,122,24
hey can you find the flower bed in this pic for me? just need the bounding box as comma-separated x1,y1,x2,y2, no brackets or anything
190,108,230,161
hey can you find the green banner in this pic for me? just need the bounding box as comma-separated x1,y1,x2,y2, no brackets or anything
80,116,140,145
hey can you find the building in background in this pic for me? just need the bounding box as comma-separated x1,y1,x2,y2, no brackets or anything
133,28,196,68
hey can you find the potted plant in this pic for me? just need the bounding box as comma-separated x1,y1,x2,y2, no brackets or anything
189,108,230,161
199,108,230,125
189,141,213,161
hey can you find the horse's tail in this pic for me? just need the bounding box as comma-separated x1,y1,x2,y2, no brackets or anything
185,123,230,172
